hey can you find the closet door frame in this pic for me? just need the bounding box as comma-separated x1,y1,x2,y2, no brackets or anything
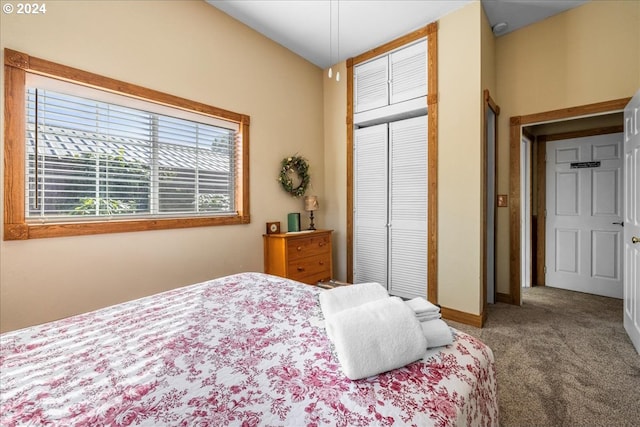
347,22,438,303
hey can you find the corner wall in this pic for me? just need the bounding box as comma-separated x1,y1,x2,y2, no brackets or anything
437,1,483,316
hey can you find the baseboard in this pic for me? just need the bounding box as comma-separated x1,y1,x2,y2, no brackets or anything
496,292,513,304
440,306,484,328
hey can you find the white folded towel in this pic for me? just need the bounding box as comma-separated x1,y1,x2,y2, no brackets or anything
405,297,440,315
325,297,427,380
319,282,389,319
420,319,454,349
416,312,442,322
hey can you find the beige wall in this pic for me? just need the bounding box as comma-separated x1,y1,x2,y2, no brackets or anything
0,0,325,332
436,1,484,315
494,0,640,295
322,62,348,281
481,5,496,98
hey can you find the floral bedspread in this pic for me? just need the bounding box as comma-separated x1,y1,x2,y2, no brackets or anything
0,272,498,426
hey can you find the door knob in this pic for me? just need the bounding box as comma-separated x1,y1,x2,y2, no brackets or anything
633,236,640,244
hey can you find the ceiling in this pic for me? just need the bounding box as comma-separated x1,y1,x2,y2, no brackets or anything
206,0,589,69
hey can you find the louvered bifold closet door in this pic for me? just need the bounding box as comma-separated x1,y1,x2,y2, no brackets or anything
389,40,427,105
354,123,389,285
388,116,428,298
354,56,389,114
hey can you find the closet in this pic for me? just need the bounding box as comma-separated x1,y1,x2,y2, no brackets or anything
352,39,428,299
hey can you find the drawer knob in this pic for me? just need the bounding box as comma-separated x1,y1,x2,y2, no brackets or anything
297,267,305,272
297,246,303,251
319,261,324,265
318,242,324,247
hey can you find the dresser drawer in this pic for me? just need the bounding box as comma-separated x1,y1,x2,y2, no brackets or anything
287,234,331,261
295,271,332,286
288,252,331,283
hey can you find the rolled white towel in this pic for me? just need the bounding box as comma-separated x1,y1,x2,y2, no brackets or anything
319,282,388,319
416,312,442,322
420,319,454,349
405,297,440,315
325,297,427,380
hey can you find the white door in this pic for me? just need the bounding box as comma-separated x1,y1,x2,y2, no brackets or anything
353,123,388,285
353,116,428,299
389,40,427,105
624,91,640,354
546,133,624,298
354,56,388,113
388,116,428,298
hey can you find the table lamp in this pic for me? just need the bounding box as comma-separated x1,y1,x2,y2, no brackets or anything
304,195,319,230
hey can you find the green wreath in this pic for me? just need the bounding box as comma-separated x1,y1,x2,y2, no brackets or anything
278,155,310,198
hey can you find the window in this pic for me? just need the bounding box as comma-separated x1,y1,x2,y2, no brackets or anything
4,49,250,240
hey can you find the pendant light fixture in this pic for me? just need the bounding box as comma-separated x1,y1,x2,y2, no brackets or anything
335,0,340,82
327,0,340,82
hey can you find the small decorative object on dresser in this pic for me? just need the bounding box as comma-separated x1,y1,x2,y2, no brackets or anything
266,221,280,234
287,213,301,232
304,195,319,230
263,229,333,285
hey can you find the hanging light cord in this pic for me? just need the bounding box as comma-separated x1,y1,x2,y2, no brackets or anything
328,0,333,79
336,0,340,81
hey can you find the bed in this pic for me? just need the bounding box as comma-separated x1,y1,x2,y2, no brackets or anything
0,272,498,426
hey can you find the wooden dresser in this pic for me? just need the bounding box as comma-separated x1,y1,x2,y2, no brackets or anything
263,229,333,285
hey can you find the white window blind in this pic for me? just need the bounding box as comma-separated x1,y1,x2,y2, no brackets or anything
25,77,238,222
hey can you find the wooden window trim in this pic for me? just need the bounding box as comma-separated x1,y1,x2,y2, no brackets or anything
3,48,250,240
346,22,438,303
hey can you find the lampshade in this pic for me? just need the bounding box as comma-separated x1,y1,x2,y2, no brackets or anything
304,195,319,211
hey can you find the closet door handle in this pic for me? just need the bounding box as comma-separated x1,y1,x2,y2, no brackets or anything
612,222,624,227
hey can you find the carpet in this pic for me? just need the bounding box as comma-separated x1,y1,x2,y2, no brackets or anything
448,286,640,427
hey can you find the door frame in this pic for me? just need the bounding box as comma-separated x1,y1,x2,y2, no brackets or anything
521,134,533,289
482,90,500,313
508,98,631,305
